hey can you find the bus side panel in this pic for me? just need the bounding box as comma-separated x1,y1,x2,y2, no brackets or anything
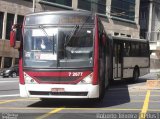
123,57,149,78
112,40,123,80
113,57,115,79
109,38,113,83
105,36,113,85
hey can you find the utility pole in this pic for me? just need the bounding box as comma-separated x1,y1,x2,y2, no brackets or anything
33,0,36,13
148,1,153,41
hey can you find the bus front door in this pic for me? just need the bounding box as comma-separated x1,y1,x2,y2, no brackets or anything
114,43,122,79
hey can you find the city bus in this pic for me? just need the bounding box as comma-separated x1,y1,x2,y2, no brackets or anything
10,11,149,100
112,36,150,81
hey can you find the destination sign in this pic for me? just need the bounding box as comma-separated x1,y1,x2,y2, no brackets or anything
25,14,94,25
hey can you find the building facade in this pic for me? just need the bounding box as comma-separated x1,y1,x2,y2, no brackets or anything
0,0,140,69
140,0,160,69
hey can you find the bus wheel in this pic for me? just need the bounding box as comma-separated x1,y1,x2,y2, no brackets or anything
132,68,139,82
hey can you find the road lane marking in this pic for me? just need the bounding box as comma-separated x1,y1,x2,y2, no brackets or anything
36,107,64,119
0,107,56,110
0,100,18,104
139,90,150,119
0,94,19,97
0,107,141,111
0,98,24,104
0,98,39,103
0,81,18,83
0,98,159,103
0,98,39,105
64,108,141,111
1,99,157,103
0,106,159,112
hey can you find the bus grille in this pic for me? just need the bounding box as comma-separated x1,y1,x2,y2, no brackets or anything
35,76,80,82
35,76,81,83
29,91,88,96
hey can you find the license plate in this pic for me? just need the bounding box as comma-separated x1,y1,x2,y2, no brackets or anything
51,88,64,92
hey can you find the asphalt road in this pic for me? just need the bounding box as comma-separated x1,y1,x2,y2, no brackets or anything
0,72,159,119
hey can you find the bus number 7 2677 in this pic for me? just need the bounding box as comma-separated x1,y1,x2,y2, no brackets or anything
69,72,83,77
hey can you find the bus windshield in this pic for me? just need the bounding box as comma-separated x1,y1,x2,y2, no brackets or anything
23,26,94,68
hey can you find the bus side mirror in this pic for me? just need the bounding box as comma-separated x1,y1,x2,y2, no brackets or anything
10,30,16,47
10,24,22,48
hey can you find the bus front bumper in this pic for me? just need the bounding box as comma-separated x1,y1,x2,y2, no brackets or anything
19,84,99,99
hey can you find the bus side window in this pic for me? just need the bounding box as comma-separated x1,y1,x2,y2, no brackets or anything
124,42,130,57
140,43,146,57
141,43,148,57
118,44,122,63
135,43,140,56
123,43,126,56
114,42,122,63
114,43,118,64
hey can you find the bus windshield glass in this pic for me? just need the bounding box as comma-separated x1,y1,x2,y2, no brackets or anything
23,14,94,68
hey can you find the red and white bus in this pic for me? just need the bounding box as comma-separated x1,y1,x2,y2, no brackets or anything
10,11,150,100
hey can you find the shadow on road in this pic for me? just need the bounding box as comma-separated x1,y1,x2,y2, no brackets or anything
28,72,156,108
28,80,131,108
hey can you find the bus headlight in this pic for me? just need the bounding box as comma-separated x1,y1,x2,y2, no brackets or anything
24,73,37,84
78,73,93,84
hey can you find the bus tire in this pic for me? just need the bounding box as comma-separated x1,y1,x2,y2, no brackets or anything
132,68,139,82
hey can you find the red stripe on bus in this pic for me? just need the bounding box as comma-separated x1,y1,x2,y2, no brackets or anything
25,71,91,77
92,15,99,85
25,71,92,84
19,51,25,84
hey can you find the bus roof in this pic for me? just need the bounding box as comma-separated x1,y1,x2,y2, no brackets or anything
26,10,94,17
25,11,95,26
112,36,148,43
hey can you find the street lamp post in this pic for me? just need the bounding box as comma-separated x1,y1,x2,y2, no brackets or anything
33,0,36,13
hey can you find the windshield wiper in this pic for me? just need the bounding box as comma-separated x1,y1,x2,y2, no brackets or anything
38,25,55,53
64,25,79,47
65,16,92,48
39,25,50,39
73,16,91,40
39,25,55,43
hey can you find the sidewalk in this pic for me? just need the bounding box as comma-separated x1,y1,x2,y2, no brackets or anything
150,69,160,73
